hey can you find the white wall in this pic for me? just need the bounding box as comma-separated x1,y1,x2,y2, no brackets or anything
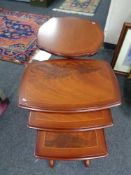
104,0,131,44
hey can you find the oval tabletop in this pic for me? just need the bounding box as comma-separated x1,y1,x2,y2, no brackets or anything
37,17,104,57
18,59,121,112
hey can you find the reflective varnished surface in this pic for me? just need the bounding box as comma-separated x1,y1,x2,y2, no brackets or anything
37,17,103,57
28,109,113,131
18,59,121,112
35,129,108,160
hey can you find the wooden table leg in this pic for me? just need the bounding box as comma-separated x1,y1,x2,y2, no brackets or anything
49,160,55,168
83,160,90,167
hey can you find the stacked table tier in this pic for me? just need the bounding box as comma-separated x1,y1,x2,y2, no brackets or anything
18,59,121,112
35,129,108,160
28,109,113,131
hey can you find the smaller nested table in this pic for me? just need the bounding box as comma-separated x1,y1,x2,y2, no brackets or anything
28,109,113,131
35,129,108,168
37,17,104,57
30,110,111,167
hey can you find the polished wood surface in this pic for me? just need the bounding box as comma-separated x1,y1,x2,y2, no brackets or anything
28,109,113,131
37,17,104,57
19,59,121,112
35,129,108,160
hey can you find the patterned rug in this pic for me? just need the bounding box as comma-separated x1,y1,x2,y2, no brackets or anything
53,0,101,16
0,8,49,64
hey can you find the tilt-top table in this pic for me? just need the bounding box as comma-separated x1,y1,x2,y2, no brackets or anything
37,17,104,57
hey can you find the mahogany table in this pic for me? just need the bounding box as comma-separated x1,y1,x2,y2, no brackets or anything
37,17,104,57
18,59,121,168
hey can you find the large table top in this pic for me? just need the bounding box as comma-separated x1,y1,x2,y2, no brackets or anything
18,59,121,112
37,17,103,57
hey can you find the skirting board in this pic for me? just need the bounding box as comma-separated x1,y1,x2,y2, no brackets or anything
104,42,116,50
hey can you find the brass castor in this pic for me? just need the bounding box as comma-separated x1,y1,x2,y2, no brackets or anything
49,160,55,168
83,160,90,167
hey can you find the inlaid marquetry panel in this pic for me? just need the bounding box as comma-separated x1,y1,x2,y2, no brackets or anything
44,131,97,148
35,129,108,160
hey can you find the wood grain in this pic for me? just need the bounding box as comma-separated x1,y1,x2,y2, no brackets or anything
18,59,121,112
